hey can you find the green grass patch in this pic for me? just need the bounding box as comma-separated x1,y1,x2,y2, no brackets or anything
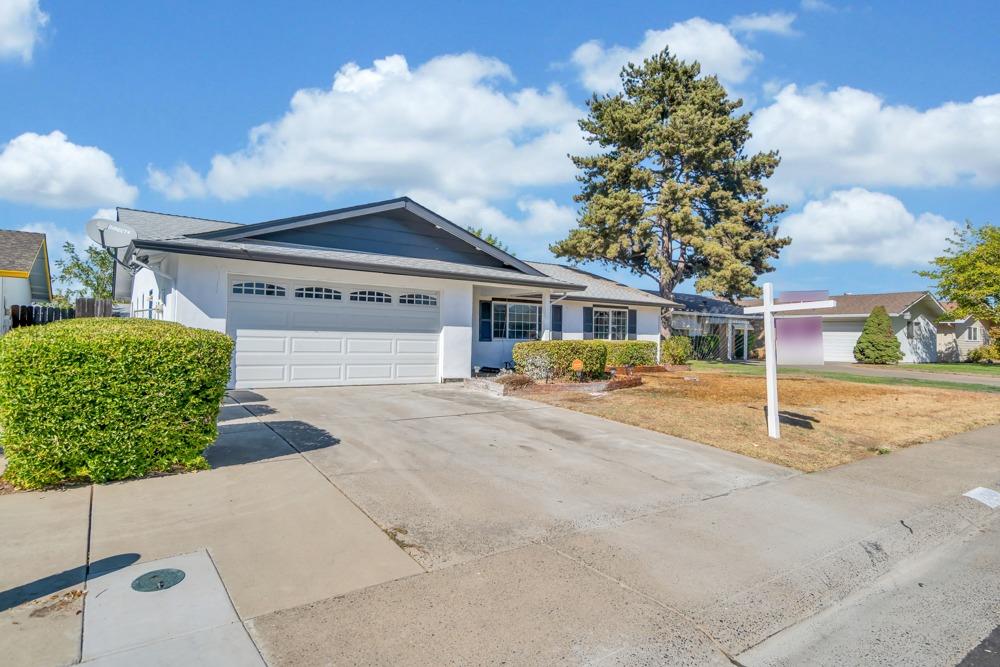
689,360,1000,394
861,362,1000,377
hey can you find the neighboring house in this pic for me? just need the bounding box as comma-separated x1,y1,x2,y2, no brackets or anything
0,230,52,333
937,303,993,361
660,292,761,361
769,291,945,363
113,198,675,388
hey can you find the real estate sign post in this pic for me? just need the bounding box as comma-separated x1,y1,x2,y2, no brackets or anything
744,284,836,439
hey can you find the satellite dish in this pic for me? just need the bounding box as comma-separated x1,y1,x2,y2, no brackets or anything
86,218,137,249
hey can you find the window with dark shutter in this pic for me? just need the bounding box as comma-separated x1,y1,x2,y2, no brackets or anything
583,307,593,339
479,301,492,341
627,309,637,340
551,305,563,340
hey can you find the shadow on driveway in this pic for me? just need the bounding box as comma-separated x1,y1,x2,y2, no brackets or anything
208,420,340,468
0,553,140,611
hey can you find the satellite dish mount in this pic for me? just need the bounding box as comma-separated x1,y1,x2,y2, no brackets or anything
86,218,140,274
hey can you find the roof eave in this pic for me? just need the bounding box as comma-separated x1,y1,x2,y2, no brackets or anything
561,294,677,308
131,239,585,291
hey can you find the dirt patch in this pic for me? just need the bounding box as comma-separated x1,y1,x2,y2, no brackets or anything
524,372,1000,472
27,589,84,618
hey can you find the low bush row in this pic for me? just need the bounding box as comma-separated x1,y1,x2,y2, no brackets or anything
512,338,692,381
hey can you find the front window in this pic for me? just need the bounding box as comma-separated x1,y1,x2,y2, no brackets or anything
491,302,541,340
969,326,979,341
594,308,627,340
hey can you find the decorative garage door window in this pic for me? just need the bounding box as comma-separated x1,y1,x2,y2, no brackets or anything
399,293,437,306
232,281,286,297
350,290,392,303
295,286,341,300
492,302,541,340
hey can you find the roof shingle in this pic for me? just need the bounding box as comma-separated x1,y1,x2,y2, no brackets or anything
0,230,45,273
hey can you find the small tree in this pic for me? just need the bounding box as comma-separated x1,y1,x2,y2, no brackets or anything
854,306,903,364
466,226,514,255
918,222,999,344
54,242,114,300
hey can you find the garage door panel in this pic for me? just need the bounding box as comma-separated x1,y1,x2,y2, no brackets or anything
228,280,441,388
347,338,394,355
290,337,344,353
397,339,438,354
235,336,287,353
290,365,344,381
346,364,395,380
396,363,439,378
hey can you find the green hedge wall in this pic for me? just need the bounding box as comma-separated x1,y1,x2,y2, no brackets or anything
512,340,608,379
0,319,234,489
602,341,657,366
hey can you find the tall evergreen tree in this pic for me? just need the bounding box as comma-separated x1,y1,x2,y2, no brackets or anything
853,306,903,364
551,49,788,334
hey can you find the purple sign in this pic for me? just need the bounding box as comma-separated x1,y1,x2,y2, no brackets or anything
775,316,824,365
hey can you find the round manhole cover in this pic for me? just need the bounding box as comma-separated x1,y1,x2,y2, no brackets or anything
131,568,186,592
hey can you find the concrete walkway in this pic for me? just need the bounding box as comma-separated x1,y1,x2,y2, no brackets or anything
824,361,1000,387
2,384,1000,665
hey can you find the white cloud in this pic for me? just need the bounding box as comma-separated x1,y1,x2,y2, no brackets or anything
0,0,48,63
729,12,798,36
780,188,958,267
148,53,584,202
751,85,1000,202
0,131,138,208
571,18,762,93
800,0,834,11
407,190,577,249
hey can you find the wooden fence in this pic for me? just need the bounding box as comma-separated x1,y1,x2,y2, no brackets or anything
7,298,114,331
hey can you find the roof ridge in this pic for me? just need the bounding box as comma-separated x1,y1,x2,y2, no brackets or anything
116,207,241,226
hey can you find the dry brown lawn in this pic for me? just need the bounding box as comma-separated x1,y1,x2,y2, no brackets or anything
523,372,1000,472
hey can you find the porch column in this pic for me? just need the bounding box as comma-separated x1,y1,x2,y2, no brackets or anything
541,289,551,340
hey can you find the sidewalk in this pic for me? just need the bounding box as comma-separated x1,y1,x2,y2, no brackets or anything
824,362,1000,387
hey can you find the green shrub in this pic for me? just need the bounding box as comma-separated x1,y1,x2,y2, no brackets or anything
0,319,233,489
603,340,657,367
853,306,903,364
512,340,607,380
967,344,1000,363
660,336,693,364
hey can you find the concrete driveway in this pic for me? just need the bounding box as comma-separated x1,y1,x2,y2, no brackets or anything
3,383,1000,665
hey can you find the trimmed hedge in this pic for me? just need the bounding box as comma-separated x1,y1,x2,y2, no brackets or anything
660,336,693,365
0,319,233,489
513,340,608,379
602,341,657,367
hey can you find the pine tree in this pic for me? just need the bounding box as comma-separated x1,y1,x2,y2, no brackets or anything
550,48,788,335
853,306,903,364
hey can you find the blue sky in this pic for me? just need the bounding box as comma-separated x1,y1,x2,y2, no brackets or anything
2,0,998,297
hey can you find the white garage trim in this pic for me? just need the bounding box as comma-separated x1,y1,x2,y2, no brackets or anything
227,274,440,388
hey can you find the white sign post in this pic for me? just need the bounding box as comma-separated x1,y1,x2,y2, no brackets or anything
744,283,836,439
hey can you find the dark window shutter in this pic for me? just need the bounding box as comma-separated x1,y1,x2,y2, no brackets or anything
551,304,563,340
627,309,637,340
583,306,594,339
479,301,492,341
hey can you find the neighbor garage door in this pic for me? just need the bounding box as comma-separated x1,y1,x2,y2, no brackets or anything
227,276,440,388
821,319,864,362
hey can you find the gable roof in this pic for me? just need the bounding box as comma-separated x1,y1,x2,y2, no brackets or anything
190,197,545,278
0,230,46,273
134,236,583,290
742,291,946,317
0,229,51,300
531,263,676,307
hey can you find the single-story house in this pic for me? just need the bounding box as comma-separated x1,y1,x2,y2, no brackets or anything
771,291,946,363
0,230,52,333
114,198,675,388
662,292,761,361
937,304,993,361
